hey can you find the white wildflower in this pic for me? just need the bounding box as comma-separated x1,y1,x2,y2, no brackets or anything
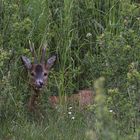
69,106,72,110
109,110,113,113
71,116,75,120
86,33,92,38
68,112,72,115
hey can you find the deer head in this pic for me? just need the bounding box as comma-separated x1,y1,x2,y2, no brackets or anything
21,41,56,91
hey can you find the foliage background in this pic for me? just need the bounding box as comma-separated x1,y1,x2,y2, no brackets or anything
0,0,140,139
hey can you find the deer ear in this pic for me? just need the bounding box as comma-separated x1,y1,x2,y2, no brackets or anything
46,55,56,69
21,56,32,70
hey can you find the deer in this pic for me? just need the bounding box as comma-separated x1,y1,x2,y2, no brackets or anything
21,41,94,112
21,41,56,112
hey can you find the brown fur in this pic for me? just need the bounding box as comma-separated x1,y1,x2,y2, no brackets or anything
49,90,94,108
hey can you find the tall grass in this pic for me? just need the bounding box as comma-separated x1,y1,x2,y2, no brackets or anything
0,0,140,139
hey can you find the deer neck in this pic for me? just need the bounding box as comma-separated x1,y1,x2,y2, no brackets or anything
32,88,41,97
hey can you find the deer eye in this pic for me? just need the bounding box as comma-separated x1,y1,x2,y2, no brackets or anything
31,72,35,76
44,73,47,76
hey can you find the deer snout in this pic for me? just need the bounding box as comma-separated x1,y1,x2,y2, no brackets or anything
36,79,44,88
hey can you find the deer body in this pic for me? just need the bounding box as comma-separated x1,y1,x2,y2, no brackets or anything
49,89,94,108
21,41,94,111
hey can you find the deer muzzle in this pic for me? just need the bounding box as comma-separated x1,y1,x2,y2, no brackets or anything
35,79,44,89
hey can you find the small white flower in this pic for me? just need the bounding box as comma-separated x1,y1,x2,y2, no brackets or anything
109,110,113,113
71,116,75,120
68,112,72,115
86,33,92,38
69,106,72,110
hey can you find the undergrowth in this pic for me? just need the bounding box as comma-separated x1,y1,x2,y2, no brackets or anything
0,0,140,139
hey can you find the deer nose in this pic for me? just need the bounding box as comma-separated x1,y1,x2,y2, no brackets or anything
36,80,44,88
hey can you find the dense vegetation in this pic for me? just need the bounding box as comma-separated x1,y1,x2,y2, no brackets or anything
0,0,140,139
